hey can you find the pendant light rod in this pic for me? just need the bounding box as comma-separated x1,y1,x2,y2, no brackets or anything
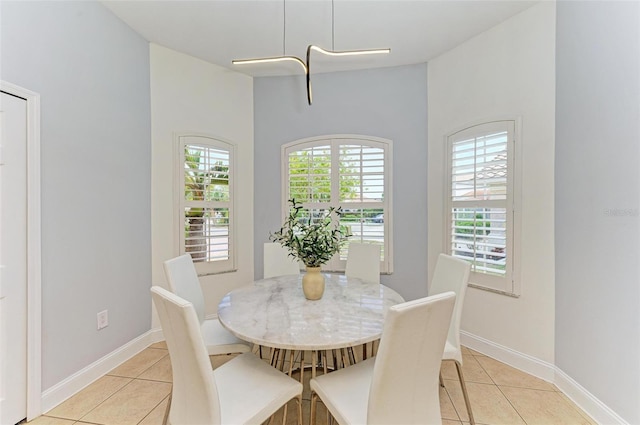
332,0,335,51
325,1,390,57
232,0,390,106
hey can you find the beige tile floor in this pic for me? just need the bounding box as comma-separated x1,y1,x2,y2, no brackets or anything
28,342,596,425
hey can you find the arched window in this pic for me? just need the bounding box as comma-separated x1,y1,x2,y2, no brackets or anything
176,134,236,274
446,120,519,294
283,135,393,273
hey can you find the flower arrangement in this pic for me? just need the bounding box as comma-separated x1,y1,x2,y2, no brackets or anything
270,199,350,267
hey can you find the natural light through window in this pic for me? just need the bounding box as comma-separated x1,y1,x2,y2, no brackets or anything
284,136,392,273
177,135,235,274
447,121,517,294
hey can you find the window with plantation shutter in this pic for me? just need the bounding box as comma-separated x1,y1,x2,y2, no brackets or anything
283,136,393,273
177,135,235,274
446,121,518,295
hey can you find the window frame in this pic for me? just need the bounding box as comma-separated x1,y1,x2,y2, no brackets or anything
282,135,393,273
175,134,237,275
444,120,521,296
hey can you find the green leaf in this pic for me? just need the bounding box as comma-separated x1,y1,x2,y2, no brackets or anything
269,198,349,267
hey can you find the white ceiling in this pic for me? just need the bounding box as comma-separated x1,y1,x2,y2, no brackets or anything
102,0,539,77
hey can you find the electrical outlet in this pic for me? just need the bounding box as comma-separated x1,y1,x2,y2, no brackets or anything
97,310,109,330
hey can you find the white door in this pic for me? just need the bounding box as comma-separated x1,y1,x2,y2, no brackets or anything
0,91,28,425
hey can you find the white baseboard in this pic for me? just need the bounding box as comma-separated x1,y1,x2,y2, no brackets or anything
148,327,164,344
41,330,160,414
555,368,629,425
461,331,627,425
460,331,556,382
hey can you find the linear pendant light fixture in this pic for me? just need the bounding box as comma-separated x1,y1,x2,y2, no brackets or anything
231,56,308,73
232,0,390,105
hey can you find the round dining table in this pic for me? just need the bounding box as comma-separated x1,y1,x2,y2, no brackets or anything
217,273,405,351
218,273,404,425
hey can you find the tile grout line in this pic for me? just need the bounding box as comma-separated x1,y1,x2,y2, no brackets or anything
470,350,529,425
494,383,530,425
74,349,169,425
470,350,499,387
135,392,171,425
552,388,599,424
134,376,173,384
472,349,595,423
441,379,462,422
75,378,138,425
495,382,557,392
40,377,135,424
125,348,172,425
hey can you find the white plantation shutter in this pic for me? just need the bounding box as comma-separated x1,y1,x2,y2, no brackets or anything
447,121,516,294
338,144,386,262
288,145,332,203
178,135,235,274
451,131,508,202
283,136,392,273
339,145,385,203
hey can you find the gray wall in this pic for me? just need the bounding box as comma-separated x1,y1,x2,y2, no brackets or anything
555,1,640,423
1,2,152,390
254,64,428,300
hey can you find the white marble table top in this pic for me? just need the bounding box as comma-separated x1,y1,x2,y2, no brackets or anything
217,273,405,350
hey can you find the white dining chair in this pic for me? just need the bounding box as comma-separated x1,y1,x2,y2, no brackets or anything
151,286,303,425
263,242,300,279
430,253,474,425
345,243,382,359
163,254,251,355
310,291,456,425
345,243,381,284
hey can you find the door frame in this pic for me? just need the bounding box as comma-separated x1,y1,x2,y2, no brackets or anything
1,81,42,421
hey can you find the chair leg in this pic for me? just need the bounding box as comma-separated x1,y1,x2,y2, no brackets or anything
287,350,296,376
297,395,303,425
282,350,297,425
310,392,318,425
454,360,475,425
281,401,288,425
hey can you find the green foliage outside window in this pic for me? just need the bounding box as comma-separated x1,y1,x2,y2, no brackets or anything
184,147,229,259
455,212,491,237
288,149,359,202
